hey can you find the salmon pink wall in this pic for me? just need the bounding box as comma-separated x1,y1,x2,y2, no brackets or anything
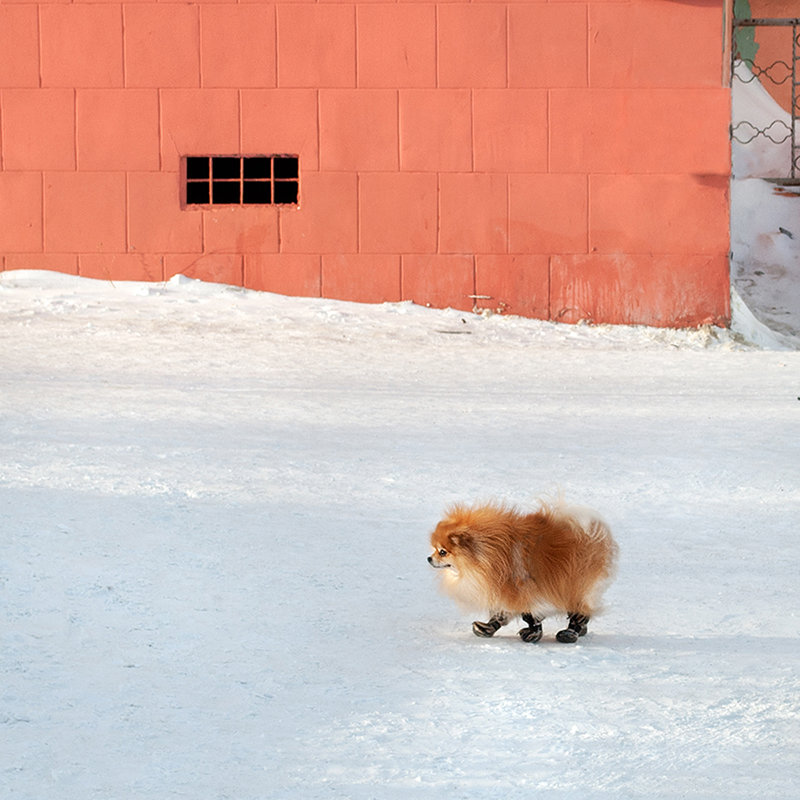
0,0,731,327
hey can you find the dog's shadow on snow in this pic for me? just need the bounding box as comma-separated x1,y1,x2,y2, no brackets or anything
595,631,798,657
439,628,798,659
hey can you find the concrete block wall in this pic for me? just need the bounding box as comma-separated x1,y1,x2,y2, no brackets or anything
0,0,732,326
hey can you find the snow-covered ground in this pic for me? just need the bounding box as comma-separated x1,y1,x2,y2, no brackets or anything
1,271,798,799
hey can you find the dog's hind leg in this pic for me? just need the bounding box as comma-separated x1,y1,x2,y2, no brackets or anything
518,613,543,643
472,612,510,638
556,613,590,643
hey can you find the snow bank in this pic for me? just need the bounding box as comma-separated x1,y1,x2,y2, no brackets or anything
731,64,794,180
0,268,783,352
731,63,800,344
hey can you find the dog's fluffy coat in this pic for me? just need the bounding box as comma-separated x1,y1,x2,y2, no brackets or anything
428,501,618,642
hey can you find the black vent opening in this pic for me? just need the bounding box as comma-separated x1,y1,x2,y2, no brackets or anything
184,155,299,207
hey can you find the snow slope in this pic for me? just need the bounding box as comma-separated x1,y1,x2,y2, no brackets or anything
731,64,800,341
1,272,799,799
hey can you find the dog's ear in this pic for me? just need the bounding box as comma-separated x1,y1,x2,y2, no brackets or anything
449,529,474,551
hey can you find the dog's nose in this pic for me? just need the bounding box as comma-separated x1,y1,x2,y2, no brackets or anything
427,555,434,565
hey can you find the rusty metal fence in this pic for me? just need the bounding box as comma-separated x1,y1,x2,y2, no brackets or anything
731,17,799,181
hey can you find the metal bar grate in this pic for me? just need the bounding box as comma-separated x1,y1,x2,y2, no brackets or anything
732,17,800,180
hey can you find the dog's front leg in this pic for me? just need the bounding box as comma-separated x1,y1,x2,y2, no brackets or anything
518,612,543,643
472,612,510,638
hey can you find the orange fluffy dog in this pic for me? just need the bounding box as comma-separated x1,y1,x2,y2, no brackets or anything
428,501,618,643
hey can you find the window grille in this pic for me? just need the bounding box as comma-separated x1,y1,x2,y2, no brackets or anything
184,155,299,206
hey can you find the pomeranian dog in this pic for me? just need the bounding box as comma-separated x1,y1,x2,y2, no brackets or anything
428,500,618,643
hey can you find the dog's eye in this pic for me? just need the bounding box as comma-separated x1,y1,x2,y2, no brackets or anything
438,549,447,557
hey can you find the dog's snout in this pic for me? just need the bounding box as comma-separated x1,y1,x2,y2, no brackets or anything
427,555,434,565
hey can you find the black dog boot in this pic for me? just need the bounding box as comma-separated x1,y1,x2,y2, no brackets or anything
472,613,509,638
518,613,543,643
556,613,589,643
